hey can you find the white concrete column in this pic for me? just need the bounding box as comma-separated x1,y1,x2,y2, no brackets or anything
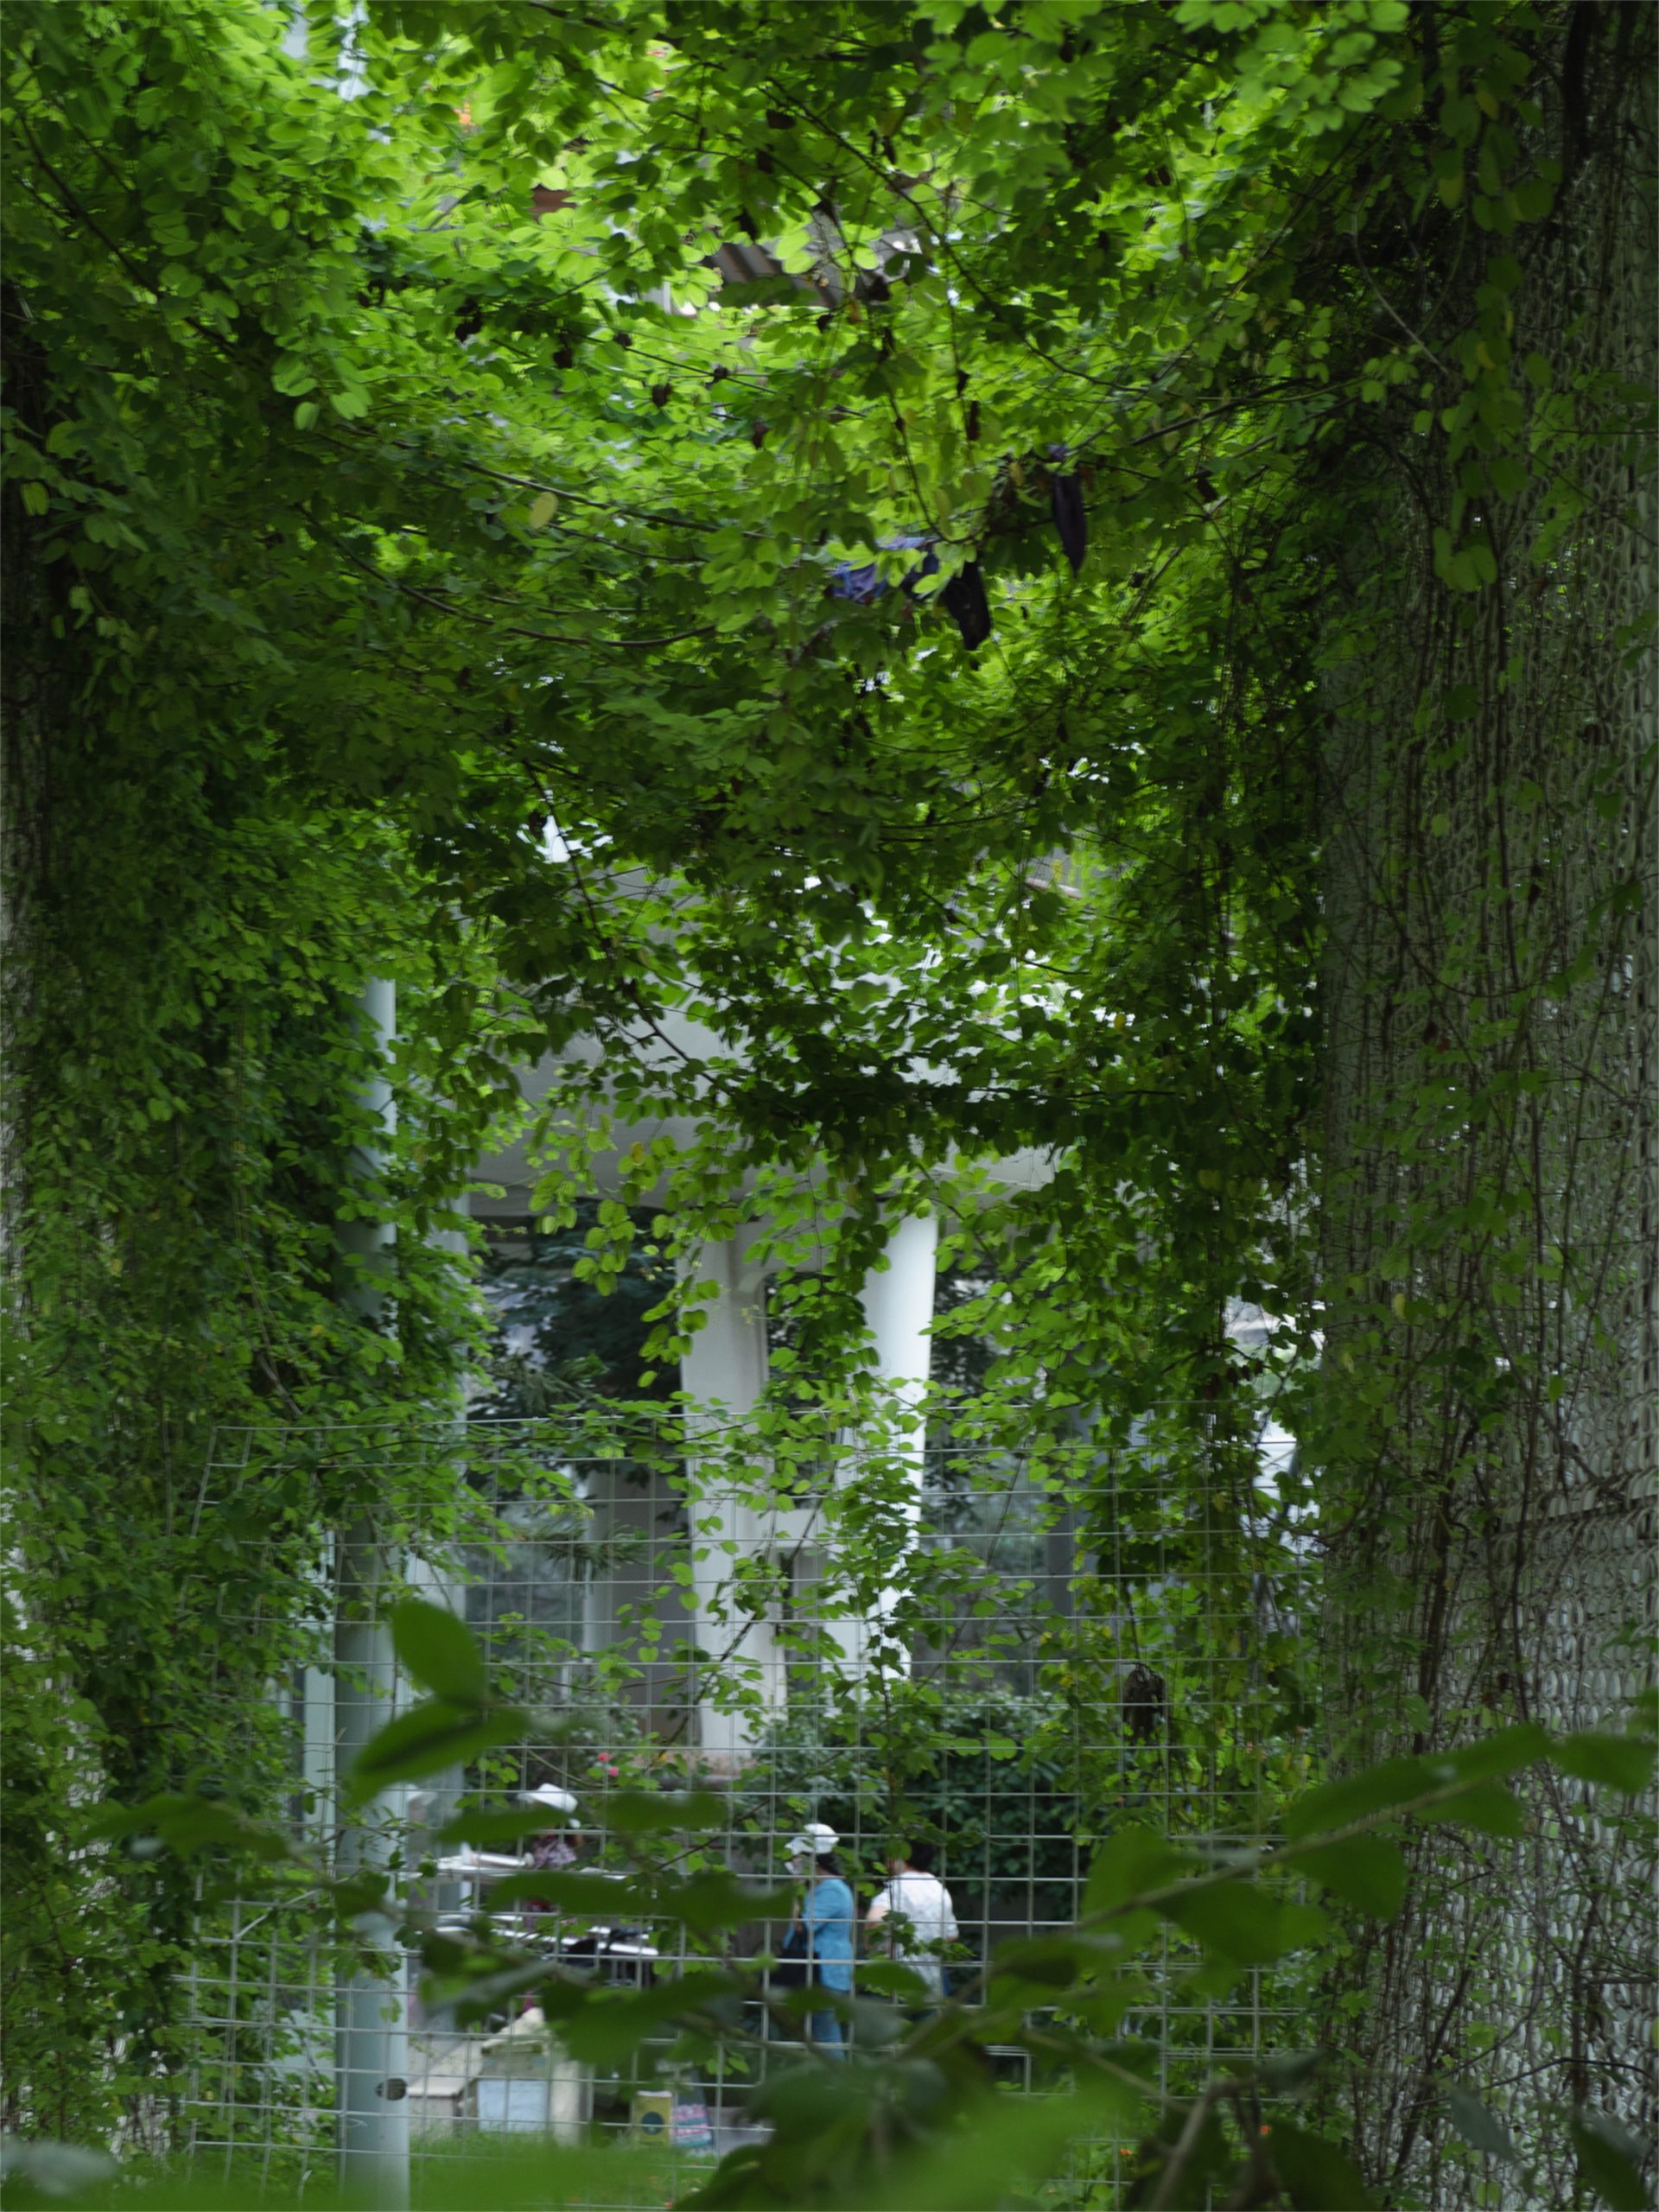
817,1212,938,1682
859,1211,939,1503
678,1234,785,1763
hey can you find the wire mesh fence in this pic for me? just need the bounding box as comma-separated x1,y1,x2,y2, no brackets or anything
175,1408,1317,2205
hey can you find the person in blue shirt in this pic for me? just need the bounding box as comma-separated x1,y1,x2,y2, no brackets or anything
787,1822,854,2053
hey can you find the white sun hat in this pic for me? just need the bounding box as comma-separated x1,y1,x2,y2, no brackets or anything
786,1821,839,1859
521,1783,579,1821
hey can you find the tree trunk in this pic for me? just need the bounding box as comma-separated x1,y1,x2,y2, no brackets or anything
1317,17,1657,2203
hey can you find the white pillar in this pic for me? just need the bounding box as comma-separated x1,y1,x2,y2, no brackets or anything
859,1211,939,1497
334,977,409,2204
818,1213,938,1681
678,1235,784,1763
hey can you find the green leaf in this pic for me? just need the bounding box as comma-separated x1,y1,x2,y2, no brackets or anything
992,1936,1086,1989
270,353,315,396
92,1792,292,1863
486,1867,652,1915
1572,2108,1650,2211
1265,2123,1377,2209
556,1970,734,2065
486,1865,792,1932
1287,1731,1546,1841
993,1927,1149,1991
442,1956,556,2031
1438,1724,1551,1782
332,1869,391,1918
346,1700,524,1799
1421,1778,1526,1836
1162,1880,1300,1964
1255,2050,1325,2094
600,1788,728,1834
1283,1758,1429,1840
435,1802,576,1848
1084,1824,1194,1915
669,1867,798,1934
855,1960,932,1999
1446,2087,1518,2161
1553,1732,1657,1793
391,1598,490,1706
860,2079,1147,2212
1297,1835,1408,1919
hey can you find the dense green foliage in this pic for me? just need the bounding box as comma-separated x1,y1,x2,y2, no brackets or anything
22,1603,1652,2210
3,0,1652,2201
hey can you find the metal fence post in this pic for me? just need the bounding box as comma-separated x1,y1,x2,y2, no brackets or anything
334,976,410,2204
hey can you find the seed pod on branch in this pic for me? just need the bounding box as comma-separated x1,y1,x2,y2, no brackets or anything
1051,470,1087,575
1122,1662,1166,1745
939,561,991,651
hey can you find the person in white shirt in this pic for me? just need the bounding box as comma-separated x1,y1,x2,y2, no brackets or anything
863,1840,958,1998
